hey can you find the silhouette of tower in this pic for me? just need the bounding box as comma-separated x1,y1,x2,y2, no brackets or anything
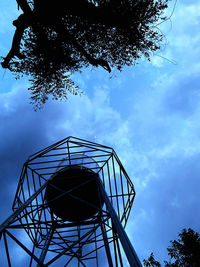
0,137,142,266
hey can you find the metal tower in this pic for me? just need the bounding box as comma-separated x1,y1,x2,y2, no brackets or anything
0,137,142,266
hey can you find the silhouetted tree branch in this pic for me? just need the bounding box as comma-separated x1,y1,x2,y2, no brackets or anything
143,253,161,267
2,0,127,70
143,228,200,267
1,0,169,107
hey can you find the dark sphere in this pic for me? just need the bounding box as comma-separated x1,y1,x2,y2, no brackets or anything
45,166,103,222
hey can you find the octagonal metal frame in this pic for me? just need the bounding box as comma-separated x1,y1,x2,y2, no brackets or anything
0,136,140,267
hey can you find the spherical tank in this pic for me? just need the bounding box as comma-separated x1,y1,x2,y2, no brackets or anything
45,166,103,222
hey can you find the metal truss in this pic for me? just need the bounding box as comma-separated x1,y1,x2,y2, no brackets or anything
0,136,141,266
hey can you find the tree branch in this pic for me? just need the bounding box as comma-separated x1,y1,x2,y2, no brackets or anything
1,14,30,68
53,22,111,73
2,0,111,72
16,0,32,14
69,35,111,72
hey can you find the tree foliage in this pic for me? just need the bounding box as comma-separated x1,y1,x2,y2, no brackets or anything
143,228,200,267
1,0,168,107
143,252,161,267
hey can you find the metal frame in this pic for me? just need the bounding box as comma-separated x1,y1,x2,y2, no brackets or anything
0,136,141,266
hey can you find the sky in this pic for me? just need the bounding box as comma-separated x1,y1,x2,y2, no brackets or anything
0,0,200,266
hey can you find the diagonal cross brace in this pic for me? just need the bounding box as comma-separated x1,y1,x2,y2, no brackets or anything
0,180,49,238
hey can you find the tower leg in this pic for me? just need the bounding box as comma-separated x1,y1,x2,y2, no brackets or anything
97,176,142,267
100,217,113,267
37,227,54,266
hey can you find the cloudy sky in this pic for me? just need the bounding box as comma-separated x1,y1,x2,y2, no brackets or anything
0,0,200,266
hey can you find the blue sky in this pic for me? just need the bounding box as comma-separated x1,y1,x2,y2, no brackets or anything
0,0,200,265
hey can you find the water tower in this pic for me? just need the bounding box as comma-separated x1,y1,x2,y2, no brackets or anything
0,137,141,266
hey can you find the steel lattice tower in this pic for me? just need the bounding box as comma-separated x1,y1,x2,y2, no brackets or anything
0,137,142,266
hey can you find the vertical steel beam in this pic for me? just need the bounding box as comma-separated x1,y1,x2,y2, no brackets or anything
37,227,54,266
45,225,100,266
3,232,11,267
115,233,124,267
96,176,142,267
100,219,113,267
